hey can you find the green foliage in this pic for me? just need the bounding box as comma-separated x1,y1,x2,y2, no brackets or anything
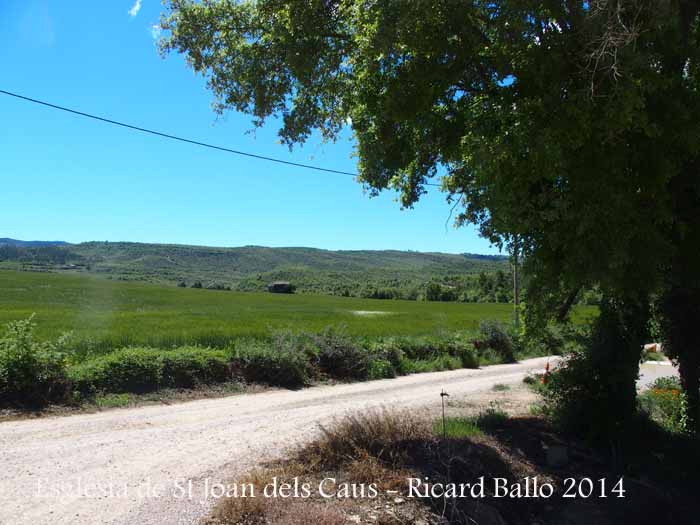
434,405,508,438
313,327,370,381
639,377,688,434
478,320,515,363
434,417,482,439
370,334,478,369
0,316,71,407
230,338,311,389
70,347,230,396
158,0,700,443
0,239,509,300
520,322,589,359
366,358,395,380
0,313,516,406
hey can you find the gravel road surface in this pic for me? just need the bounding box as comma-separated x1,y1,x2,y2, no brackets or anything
0,357,554,525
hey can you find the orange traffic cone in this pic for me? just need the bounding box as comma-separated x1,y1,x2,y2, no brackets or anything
541,360,550,385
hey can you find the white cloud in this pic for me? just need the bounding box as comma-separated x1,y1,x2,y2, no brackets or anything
128,0,142,17
150,24,162,40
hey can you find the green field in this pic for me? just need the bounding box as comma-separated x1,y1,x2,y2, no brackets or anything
0,269,506,346
0,269,596,354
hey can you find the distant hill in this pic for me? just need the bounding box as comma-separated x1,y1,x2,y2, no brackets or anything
0,239,509,299
0,238,69,247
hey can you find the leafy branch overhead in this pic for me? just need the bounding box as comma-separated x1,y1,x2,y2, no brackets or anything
160,1,700,431
160,0,699,279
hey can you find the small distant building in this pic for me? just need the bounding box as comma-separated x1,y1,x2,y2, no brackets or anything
267,281,295,294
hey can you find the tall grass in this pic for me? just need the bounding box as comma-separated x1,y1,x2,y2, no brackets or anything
0,269,601,357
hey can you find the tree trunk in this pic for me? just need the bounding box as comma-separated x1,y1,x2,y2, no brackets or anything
556,286,582,324
659,160,700,433
590,292,649,431
660,285,700,433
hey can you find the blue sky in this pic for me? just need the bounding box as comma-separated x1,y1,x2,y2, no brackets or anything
0,0,497,255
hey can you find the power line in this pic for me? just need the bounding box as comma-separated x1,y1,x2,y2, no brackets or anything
0,88,442,187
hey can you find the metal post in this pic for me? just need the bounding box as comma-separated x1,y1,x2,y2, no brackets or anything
440,390,449,439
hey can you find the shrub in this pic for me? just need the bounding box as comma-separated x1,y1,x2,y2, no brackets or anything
454,341,479,368
231,338,311,388
373,334,478,367
478,320,516,363
159,347,231,387
314,327,370,380
70,346,230,396
639,377,687,433
367,358,396,380
0,316,71,407
534,346,642,442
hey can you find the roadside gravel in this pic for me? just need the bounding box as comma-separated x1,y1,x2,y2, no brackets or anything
0,357,553,525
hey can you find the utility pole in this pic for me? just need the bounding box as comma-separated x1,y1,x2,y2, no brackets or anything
511,237,520,330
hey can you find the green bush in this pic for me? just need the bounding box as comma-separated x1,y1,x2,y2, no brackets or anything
534,345,641,442
372,334,477,366
521,323,585,359
639,377,687,433
0,316,71,407
231,338,311,388
70,346,230,396
479,320,516,363
314,327,370,380
367,358,396,380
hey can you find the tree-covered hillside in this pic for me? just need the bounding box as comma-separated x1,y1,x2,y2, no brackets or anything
0,240,510,301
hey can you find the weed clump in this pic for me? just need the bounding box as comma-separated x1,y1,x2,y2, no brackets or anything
298,410,431,471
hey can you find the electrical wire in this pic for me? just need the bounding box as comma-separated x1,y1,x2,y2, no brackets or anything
0,88,443,187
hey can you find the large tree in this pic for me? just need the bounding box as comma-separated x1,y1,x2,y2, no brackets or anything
160,0,700,431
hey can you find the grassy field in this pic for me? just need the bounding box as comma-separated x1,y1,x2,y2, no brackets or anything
0,269,596,355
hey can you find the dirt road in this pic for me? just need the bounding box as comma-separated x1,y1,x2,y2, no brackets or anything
0,357,552,525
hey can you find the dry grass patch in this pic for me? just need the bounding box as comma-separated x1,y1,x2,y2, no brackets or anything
207,466,348,525
208,389,700,525
208,411,434,524
296,409,432,472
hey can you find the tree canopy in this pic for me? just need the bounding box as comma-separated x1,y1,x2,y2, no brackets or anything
160,0,700,430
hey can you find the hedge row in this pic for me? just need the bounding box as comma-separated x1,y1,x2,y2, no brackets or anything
69,347,231,396
1,320,506,407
